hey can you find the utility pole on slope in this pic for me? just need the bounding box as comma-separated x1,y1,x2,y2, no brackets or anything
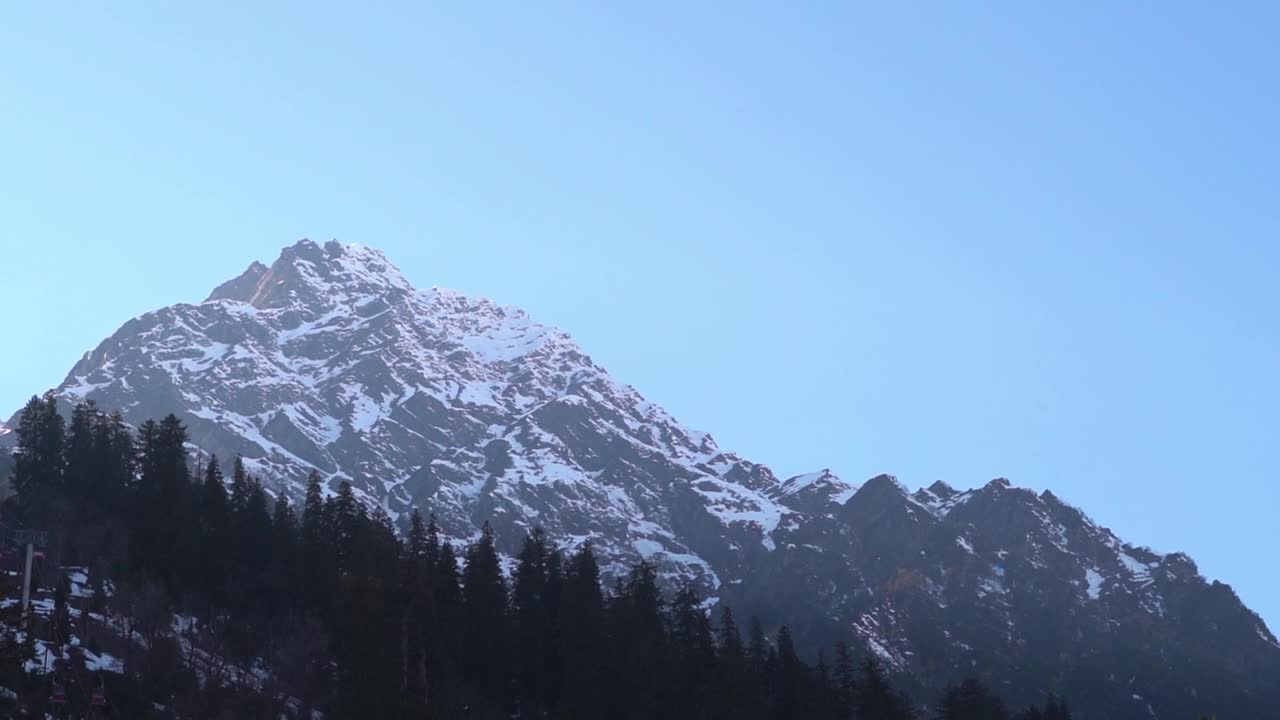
1,524,48,614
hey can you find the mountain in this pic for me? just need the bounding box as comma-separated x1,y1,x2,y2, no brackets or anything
750,475,1280,714
5,239,1277,717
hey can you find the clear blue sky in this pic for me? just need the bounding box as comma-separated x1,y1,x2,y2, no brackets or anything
2,4,1276,626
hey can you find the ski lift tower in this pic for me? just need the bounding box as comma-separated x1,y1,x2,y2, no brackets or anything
0,523,48,614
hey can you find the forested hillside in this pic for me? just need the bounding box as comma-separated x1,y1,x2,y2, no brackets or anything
0,393,1078,719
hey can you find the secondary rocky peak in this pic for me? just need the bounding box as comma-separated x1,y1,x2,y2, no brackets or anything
771,469,858,515
840,474,934,533
853,473,908,500
926,479,956,498
206,261,268,303
948,478,1053,530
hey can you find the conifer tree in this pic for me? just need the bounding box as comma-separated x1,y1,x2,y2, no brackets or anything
670,583,716,717
717,606,745,663
60,401,134,564
332,481,363,572
512,528,550,717
400,509,431,715
12,392,66,522
611,560,667,719
268,494,299,615
461,523,508,708
434,540,462,607
201,455,228,517
937,678,1010,720
53,574,72,642
271,494,297,542
64,400,100,499
815,652,842,720
300,470,335,611
832,641,857,720
429,539,464,715
558,541,607,719
1044,695,1071,720
242,479,273,569
335,506,401,719
541,547,564,711
711,605,755,718
747,616,770,680
197,455,230,601
424,514,442,570
133,414,192,590
770,625,808,720
0,606,31,711
102,411,136,500
851,658,914,720
406,508,429,576
90,569,107,613
228,455,251,516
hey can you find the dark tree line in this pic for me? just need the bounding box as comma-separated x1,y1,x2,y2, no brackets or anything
1,394,1074,719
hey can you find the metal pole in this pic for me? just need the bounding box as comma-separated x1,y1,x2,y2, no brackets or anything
20,542,33,613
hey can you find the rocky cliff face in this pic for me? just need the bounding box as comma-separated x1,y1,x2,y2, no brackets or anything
5,240,1277,718
734,475,1280,716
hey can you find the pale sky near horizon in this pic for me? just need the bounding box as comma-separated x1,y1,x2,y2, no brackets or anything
2,4,1277,627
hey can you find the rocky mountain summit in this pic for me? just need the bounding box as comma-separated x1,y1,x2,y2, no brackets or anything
5,240,1277,717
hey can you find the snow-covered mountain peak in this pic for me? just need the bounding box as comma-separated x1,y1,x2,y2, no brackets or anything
6,241,1278,715
207,239,414,314
771,469,859,514
19,241,785,592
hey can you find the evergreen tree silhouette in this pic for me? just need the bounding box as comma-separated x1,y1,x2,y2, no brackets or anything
512,528,551,717
12,392,66,522
461,523,508,709
938,677,1010,720
558,541,608,719
851,658,914,720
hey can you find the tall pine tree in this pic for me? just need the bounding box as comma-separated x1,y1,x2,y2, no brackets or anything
461,523,508,710
11,392,66,523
